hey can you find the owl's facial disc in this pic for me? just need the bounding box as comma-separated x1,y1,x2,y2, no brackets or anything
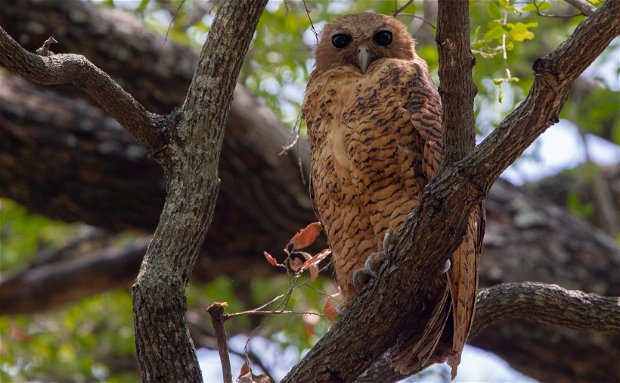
357,45,370,74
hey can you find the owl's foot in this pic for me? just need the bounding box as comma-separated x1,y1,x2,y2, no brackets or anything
352,229,395,291
352,251,386,291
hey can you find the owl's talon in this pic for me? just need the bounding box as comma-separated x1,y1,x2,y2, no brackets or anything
383,229,395,256
440,258,451,274
352,267,374,291
352,251,387,291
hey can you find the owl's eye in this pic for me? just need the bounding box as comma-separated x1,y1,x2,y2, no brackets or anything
332,34,352,48
373,30,393,46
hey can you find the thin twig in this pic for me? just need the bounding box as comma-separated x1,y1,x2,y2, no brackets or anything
164,0,187,43
302,0,319,42
397,13,437,31
393,0,415,16
225,309,323,319
208,302,233,383
533,0,580,18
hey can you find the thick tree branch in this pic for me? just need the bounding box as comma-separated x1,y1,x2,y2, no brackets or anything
358,282,620,383
472,282,620,337
0,237,148,314
282,1,620,381
0,27,165,154
437,0,476,165
131,2,267,382
564,0,597,15
467,0,620,188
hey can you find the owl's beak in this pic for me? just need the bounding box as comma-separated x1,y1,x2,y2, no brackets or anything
357,45,370,74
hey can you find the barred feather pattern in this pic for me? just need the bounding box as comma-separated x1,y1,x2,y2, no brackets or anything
303,55,485,378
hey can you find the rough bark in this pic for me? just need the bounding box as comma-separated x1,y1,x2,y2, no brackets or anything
129,3,267,382
1,1,620,382
437,0,476,164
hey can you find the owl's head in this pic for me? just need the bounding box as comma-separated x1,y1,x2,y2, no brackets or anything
313,13,417,75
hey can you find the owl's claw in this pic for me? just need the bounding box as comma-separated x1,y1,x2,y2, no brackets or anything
441,258,451,274
352,266,374,292
352,251,386,291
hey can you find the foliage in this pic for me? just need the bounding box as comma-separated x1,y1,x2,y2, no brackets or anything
0,199,80,270
0,290,136,382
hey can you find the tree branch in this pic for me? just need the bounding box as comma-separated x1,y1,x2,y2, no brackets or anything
282,1,620,381
564,0,597,15
0,237,148,315
358,282,620,383
437,0,476,165
472,282,620,337
131,2,267,382
208,302,233,383
0,27,165,154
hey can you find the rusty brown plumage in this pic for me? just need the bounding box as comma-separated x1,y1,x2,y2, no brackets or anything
302,12,485,378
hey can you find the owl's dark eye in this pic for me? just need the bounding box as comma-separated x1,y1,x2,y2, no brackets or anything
373,30,393,46
332,34,352,48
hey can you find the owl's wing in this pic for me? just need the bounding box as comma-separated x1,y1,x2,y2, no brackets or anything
404,65,484,379
388,61,484,377
385,61,455,374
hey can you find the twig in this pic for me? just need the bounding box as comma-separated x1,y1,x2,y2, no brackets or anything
164,0,186,43
208,302,233,383
393,0,415,16
533,0,580,18
397,14,437,31
302,0,319,42
225,309,323,319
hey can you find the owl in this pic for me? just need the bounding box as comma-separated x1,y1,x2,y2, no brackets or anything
302,13,485,378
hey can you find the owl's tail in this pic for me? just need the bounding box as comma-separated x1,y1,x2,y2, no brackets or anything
389,204,485,380
388,276,452,375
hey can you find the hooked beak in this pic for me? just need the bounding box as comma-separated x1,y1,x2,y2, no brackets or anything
357,45,370,74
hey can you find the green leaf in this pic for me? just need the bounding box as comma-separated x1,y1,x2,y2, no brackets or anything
521,1,551,12
497,0,517,12
484,25,507,42
507,22,537,42
487,1,503,19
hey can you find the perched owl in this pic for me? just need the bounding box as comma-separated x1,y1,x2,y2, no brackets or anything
302,13,485,378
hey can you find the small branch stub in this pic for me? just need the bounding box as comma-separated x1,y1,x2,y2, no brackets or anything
36,36,58,56
208,302,232,383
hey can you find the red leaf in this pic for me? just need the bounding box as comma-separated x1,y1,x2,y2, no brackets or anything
236,361,271,383
308,263,319,282
302,248,331,269
263,251,278,266
287,222,322,250
301,249,331,280
237,361,252,383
